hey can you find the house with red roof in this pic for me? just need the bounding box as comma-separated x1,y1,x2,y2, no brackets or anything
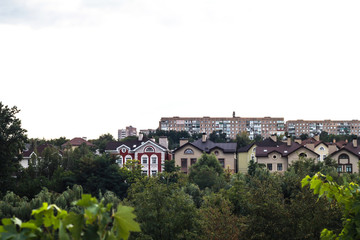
105,134,171,176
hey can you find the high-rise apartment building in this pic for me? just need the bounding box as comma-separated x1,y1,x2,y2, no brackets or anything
286,120,360,137
159,113,285,140
118,126,137,140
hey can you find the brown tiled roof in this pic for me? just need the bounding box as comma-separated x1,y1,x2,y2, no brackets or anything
332,140,360,158
301,138,328,147
191,139,237,153
238,143,255,153
62,138,94,147
256,141,319,158
23,144,59,158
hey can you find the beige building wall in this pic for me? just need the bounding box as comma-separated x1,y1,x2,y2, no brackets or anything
257,152,288,172
209,149,236,173
314,143,329,161
287,148,318,165
174,145,236,173
174,146,203,174
331,150,359,173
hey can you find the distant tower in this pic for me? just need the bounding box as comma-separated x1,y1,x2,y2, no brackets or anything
118,126,137,140
233,111,235,118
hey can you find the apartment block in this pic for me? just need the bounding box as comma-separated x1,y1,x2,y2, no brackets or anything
118,126,137,140
159,113,285,140
286,120,360,137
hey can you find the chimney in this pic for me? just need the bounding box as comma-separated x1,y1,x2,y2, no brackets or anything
287,136,291,146
202,133,207,143
151,137,156,142
138,133,143,141
353,138,358,148
333,139,336,143
159,136,169,149
345,139,348,143
180,138,189,147
314,135,320,141
294,138,302,144
270,135,277,142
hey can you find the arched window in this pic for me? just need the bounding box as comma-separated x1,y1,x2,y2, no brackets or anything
145,147,155,152
299,153,307,158
184,148,194,154
339,154,349,161
319,147,325,151
151,155,158,164
338,154,351,173
142,155,149,164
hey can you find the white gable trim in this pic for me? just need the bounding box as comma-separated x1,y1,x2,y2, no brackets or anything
133,140,166,152
116,144,131,152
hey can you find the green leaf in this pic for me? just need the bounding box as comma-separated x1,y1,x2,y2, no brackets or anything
301,175,311,187
20,222,39,231
63,212,84,240
59,221,70,240
75,194,97,207
113,205,141,240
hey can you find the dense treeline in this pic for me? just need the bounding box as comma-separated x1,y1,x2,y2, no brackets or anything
1,152,348,239
0,102,357,239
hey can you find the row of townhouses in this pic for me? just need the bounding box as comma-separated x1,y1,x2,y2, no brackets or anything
159,113,360,139
21,134,360,176
173,134,360,175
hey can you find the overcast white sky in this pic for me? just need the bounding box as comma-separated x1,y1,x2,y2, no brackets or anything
1,0,359,140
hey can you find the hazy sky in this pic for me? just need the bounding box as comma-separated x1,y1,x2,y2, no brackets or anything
1,0,359,140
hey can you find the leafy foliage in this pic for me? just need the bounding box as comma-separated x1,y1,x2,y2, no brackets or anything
0,194,140,240
0,102,28,194
188,153,225,190
302,173,360,239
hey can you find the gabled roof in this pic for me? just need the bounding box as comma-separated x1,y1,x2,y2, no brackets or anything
330,141,360,158
62,138,94,148
23,144,59,158
256,138,285,147
238,143,255,153
256,141,320,158
173,139,237,154
105,137,168,152
301,138,328,147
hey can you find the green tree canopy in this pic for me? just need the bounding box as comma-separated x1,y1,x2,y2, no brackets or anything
188,153,224,190
0,102,28,194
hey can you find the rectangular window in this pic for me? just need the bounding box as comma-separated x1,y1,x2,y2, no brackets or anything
152,170,157,176
267,163,272,171
181,158,188,173
151,157,157,164
142,171,147,175
346,165,352,173
337,165,343,173
142,157,148,164
219,159,225,168
191,158,197,165
277,163,283,171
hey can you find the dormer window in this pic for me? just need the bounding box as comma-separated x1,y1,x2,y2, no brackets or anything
145,147,155,152
184,149,194,154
